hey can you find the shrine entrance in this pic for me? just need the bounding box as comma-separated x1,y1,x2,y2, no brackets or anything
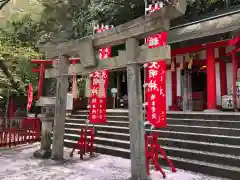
191,65,207,111
107,67,148,109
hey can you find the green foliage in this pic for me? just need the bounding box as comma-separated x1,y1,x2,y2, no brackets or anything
0,0,10,10
0,38,42,96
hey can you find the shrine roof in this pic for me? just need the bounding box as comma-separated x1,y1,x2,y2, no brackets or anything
168,6,240,44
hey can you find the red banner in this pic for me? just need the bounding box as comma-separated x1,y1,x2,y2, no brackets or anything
147,32,167,48
147,3,167,48
89,70,109,123
27,84,33,111
145,61,166,128
95,25,113,60
88,24,111,124
145,3,167,128
99,47,111,60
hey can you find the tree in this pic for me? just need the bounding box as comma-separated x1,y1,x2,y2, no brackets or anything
0,0,10,10
0,38,42,96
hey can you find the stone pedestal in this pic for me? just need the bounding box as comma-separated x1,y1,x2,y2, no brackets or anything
34,114,53,159
34,98,55,159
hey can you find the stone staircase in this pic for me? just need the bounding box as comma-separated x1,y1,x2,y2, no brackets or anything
64,110,240,179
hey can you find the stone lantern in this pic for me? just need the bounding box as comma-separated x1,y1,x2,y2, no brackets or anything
33,96,56,159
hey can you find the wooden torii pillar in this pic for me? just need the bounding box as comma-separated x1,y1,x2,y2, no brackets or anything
38,1,186,179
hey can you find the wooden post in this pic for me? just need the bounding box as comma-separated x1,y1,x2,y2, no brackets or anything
206,47,217,111
187,69,192,111
232,53,238,111
126,38,147,179
182,69,188,111
37,63,45,99
51,55,70,160
117,71,121,108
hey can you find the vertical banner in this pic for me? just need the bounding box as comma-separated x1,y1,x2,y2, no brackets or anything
146,2,167,48
144,2,167,128
27,83,33,112
88,24,112,124
158,61,167,127
89,70,109,123
145,61,166,128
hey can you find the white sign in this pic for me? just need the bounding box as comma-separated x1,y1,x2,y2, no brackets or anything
66,93,73,110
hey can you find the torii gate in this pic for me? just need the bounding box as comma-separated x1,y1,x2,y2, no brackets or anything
31,58,80,99
38,0,186,179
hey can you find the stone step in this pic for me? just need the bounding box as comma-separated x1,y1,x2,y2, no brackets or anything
154,130,240,146
94,130,240,156
65,124,240,146
167,112,240,121
65,120,129,128
65,125,129,134
158,137,240,156
64,127,240,156
165,124,240,136
64,133,240,167
73,110,240,121
69,114,129,121
167,118,240,128
73,110,129,117
64,128,240,155
64,139,240,180
66,119,240,136
67,116,240,129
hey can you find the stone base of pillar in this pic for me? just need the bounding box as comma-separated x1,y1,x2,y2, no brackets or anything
34,149,52,159
34,114,53,159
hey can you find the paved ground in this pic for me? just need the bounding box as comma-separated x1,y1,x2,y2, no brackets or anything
0,143,228,180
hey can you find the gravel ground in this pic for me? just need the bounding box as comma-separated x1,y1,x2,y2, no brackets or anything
0,143,229,180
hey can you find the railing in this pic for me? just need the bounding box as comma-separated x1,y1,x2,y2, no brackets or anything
0,117,40,148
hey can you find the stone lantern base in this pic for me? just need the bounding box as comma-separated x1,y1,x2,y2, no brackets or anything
34,114,53,159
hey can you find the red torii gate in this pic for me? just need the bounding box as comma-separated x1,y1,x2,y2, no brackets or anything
31,58,80,99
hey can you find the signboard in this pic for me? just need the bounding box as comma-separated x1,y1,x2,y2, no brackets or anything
89,70,109,123
144,61,166,128
66,93,73,111
27,84,33,111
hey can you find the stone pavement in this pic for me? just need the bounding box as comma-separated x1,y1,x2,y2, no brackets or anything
0,143,228,180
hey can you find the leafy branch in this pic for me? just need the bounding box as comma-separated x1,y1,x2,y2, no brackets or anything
0,0,10,10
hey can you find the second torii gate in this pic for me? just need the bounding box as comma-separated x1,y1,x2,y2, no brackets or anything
38,0,186,179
